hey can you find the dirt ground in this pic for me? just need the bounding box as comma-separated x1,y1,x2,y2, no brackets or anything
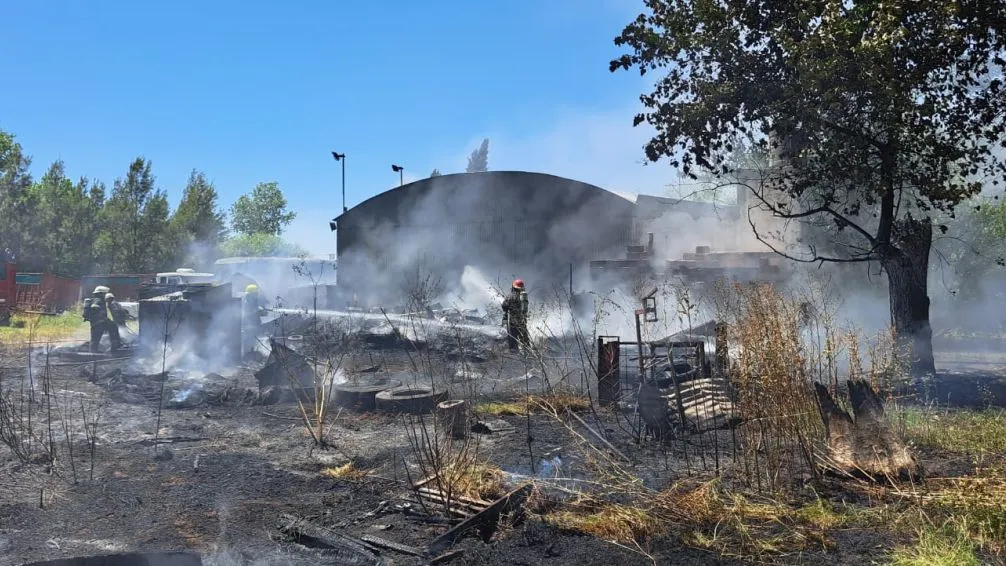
1,334,1004,565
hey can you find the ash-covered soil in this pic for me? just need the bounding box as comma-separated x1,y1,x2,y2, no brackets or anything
0,354,731,566
2,335,1003,566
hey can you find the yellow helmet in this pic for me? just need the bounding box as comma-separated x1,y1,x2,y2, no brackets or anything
245,284,259,294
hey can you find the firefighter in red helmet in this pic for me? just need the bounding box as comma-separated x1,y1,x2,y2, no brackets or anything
501,279,530,352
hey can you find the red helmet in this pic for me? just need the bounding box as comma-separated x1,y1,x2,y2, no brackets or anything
512,279,525,289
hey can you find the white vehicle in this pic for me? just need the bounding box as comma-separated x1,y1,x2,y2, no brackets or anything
154,267,216,286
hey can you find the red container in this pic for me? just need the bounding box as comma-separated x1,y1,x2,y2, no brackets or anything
16,272,81,313
0,262,15,322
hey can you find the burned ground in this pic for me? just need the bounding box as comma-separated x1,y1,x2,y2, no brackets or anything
0,352,735,566
3,309,1006,565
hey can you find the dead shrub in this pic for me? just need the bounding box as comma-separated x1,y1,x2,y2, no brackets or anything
435,460,506,502
713,281,825,492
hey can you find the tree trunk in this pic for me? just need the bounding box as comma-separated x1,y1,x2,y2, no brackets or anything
882,218,936,380
436,399,470,440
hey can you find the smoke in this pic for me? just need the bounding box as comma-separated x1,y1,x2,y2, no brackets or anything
211,256,337,306
331,104,1004,365
439,265,506,312
334,172,632,311
182,239,222,271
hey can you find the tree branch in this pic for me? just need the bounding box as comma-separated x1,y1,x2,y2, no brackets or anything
739,180,879,247
746,205,876,266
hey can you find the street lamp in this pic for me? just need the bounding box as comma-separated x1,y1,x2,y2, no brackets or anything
391,164,404,187
331,151,346,212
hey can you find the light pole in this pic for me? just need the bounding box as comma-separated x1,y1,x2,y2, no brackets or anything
331,151,346,212
391,164,404,187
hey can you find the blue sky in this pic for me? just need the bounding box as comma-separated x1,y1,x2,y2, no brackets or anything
1,0,678,256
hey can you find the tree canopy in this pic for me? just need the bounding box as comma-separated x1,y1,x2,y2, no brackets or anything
0,128,312,276
97,157,176,273
174,170,227,245
0,130,34,262
465,138,490,173
219,233,309,258
611,0,1006,378
230,181,297,236
612,0,1006,262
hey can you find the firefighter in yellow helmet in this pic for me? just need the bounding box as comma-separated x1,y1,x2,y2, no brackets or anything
242,283,266,354
83,286,121,353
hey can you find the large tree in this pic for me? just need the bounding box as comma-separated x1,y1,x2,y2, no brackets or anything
0,129,34,262
230,181,296,236
611,0,1006,378
27,161,106,276
465,138,490,173
172,169,227,267
98,157,178,273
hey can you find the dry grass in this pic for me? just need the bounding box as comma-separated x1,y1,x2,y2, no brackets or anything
655,481,862,557
541,479,870,556
528,393,592,413
476,393,592,417
546,502,664,542
713,282,827,491
321,461,369,481
476,400,528,417
434,461,507,502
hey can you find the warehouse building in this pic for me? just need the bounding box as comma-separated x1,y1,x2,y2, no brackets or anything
329,171,745,305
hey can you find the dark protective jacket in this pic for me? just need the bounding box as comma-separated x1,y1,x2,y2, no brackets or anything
108,300,129,326
84,297,109,323
501,288,528,325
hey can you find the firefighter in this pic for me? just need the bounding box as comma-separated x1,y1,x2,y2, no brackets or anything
243,283,266,353
501,279,530,352
105,293,128,326
83,286,121,352
105,292,130,345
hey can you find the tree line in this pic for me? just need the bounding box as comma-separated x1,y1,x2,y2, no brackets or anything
0,128,302,277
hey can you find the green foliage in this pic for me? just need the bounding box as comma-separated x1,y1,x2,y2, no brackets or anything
0,127,318,278
0,130,34,261
25,161,105,275
219,233,308,258
230,181,296,236
172,169,228,268
465,138,489,173
937,196,1006,297
430,168,442,177
0,309,87,342
888,522,981,566
611,0,1006,263
97,157,178,273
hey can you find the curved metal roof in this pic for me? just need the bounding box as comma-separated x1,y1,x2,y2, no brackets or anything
332,170,635,225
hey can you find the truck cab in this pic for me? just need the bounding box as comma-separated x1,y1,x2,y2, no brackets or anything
154,268,215,286
141,268,217,299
